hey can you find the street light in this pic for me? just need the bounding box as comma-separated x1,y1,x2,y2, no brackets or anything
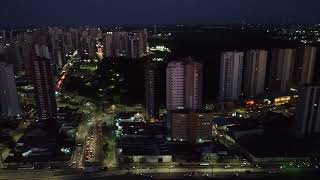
209,161,214,177
169,165,174,176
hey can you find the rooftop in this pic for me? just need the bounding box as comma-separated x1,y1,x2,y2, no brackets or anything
117,137,169,156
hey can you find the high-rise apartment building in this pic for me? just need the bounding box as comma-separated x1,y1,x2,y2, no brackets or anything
294,84,320,136
32,45,57,129
268,49,296,93
166,59,203,110
0,57,20,116
113,32,129,57
293,47,317,86
103,32,113,57
185,60,203,109
128,30,148,59
219,51,244,101
128,34,140,59
166,61,185,110
244,50,268,97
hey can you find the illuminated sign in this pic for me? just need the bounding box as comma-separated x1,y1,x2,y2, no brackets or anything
274,96,291,106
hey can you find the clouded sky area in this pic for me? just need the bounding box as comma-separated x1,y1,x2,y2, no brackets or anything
1,0,320,26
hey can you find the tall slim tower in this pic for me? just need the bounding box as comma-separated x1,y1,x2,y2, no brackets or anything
142,28,148,55
268,49,296,93
166,59,203,110
185,60,203,110
32,45,57,130
219,51,244,101
103,32,113,57
244,50,268,97
0,57,21,116
294,84,320,136
145,61,160,122
128,33,140,59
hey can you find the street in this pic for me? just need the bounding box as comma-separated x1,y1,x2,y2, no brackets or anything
1,164,319,180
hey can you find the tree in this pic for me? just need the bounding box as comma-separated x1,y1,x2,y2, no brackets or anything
102,142,109,152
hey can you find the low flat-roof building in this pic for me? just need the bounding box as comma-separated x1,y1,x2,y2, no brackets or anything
171,110,214,143
117,137,172,163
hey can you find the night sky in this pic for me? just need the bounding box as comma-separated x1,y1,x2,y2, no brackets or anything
1,0,320,26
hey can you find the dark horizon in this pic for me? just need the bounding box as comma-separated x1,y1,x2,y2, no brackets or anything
2,23,320,29
2,0,320,27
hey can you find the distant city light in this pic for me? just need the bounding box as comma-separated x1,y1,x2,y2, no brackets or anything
61,148,71,154
148,45,171,53
22,150,32,157
245,100,255,105
152,58,164,61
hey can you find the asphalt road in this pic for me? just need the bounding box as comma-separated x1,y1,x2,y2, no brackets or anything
1,166,319,180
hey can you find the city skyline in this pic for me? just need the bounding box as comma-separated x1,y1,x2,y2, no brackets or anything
1,14,320,179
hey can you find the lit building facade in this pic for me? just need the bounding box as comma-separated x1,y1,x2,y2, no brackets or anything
166,61,185,110
166,59,203,110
